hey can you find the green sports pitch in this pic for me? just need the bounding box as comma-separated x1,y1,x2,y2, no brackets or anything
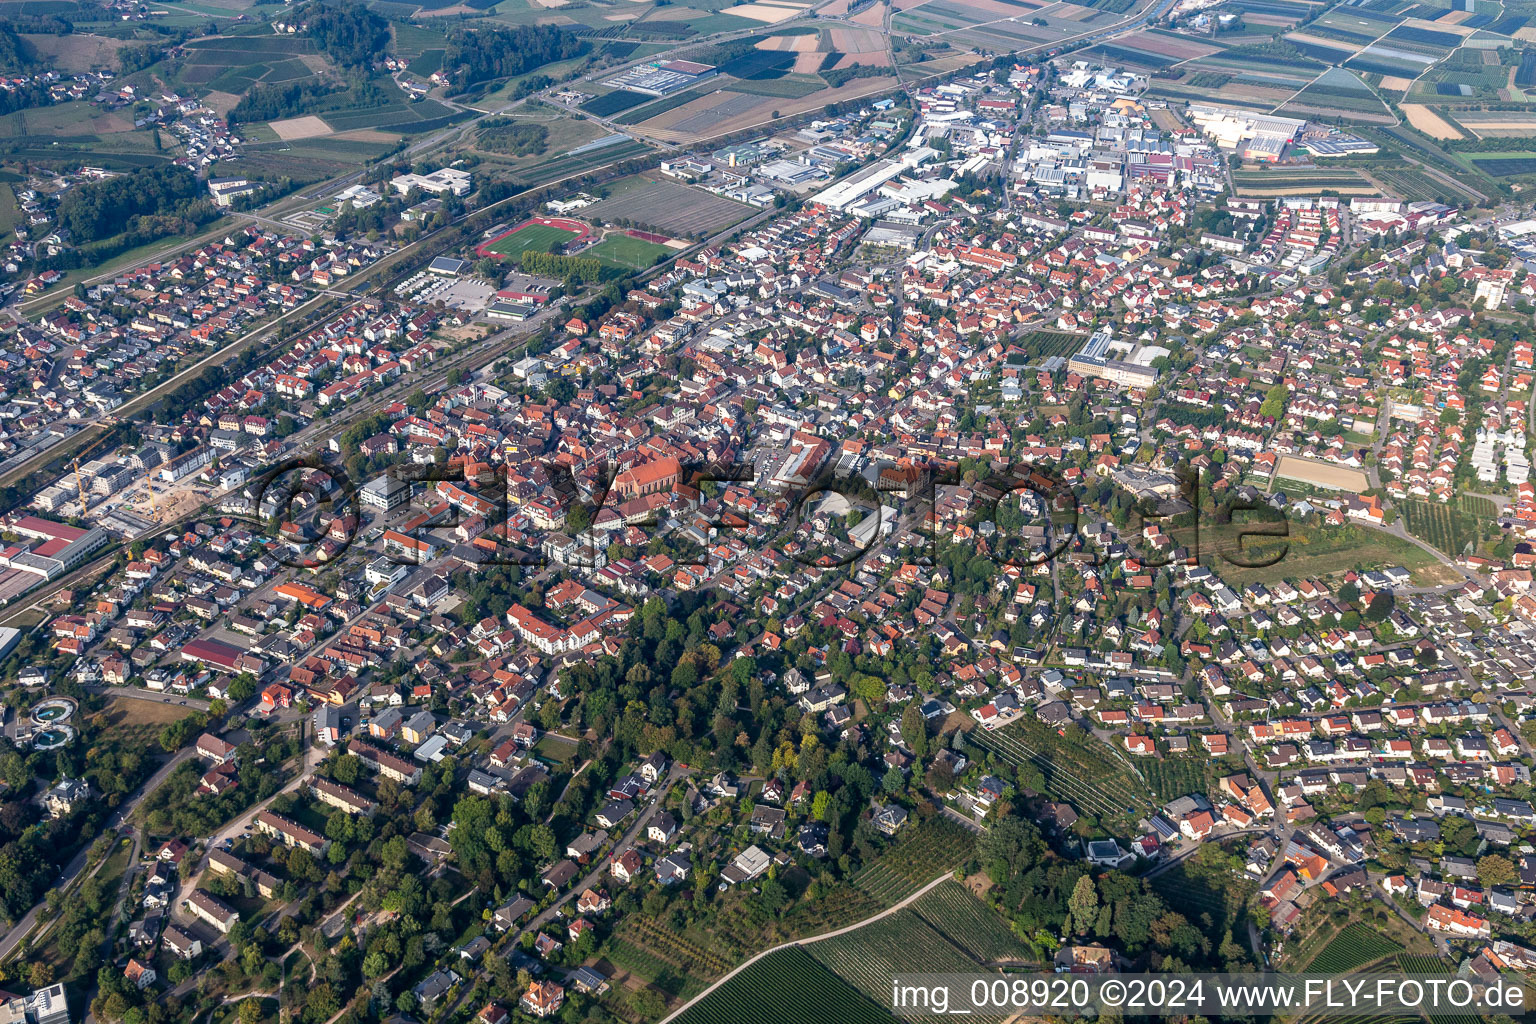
481,223,583,258
586,234,671,270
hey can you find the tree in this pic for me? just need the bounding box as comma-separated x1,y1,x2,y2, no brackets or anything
362,951,388,978
1068,874,1098,935
1364,590,1395,623
978,816,1043,883
900,704,928,759
1259,382,1288,420
1477,853,1516,888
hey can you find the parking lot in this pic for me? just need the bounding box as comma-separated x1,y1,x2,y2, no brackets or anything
395,271,497,313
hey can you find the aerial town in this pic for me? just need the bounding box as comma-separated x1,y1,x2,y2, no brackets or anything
2,0,1536,1023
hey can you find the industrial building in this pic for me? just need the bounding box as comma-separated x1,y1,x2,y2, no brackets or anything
603,59,717,97
1186,104,1305,162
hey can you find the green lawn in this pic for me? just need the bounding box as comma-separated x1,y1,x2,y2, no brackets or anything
533,732,578,763
484,223,583,258
585,233,671,269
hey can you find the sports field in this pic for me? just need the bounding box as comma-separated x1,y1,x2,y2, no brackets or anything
586,233,672,269
476,217,588,259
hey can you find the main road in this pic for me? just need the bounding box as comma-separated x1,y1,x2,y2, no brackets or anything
0,745,199,962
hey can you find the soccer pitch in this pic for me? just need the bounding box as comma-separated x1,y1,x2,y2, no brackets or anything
483,223,583,258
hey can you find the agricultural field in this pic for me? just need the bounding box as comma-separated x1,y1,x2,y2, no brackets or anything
1416,47,1516,98
1230,0,1325,29
607,914,735,997
1392,953,1483,1024
967,719,1154,830
1447,108,1536,136
1294,958,1424,1024
613,85,722,126
811,909,989,998
1305,922,1404,973
581,175,755,237
1363,124,1496,199
171,32,324,96
1310,5,1405,45
1397,952,1454,976
889,0,1112,52
1140,756,1216,802
1398,498,1491,557
604,936,710,1000
469,113,609,174
672,947,898,1024
810,908,1011,1024
1373,167,1462,201
507,138,655,186
233,130,403,181
1281,66,1393,119
770,818,976,942
1021,329,1084,362
659,92,774,136
581,89,653,117
1150,44,1324,109
1232,166,1380,196
908,881,1036,964
0,101,169,169
849,816,977,906
391,20,448,58
1468,153,1536,176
